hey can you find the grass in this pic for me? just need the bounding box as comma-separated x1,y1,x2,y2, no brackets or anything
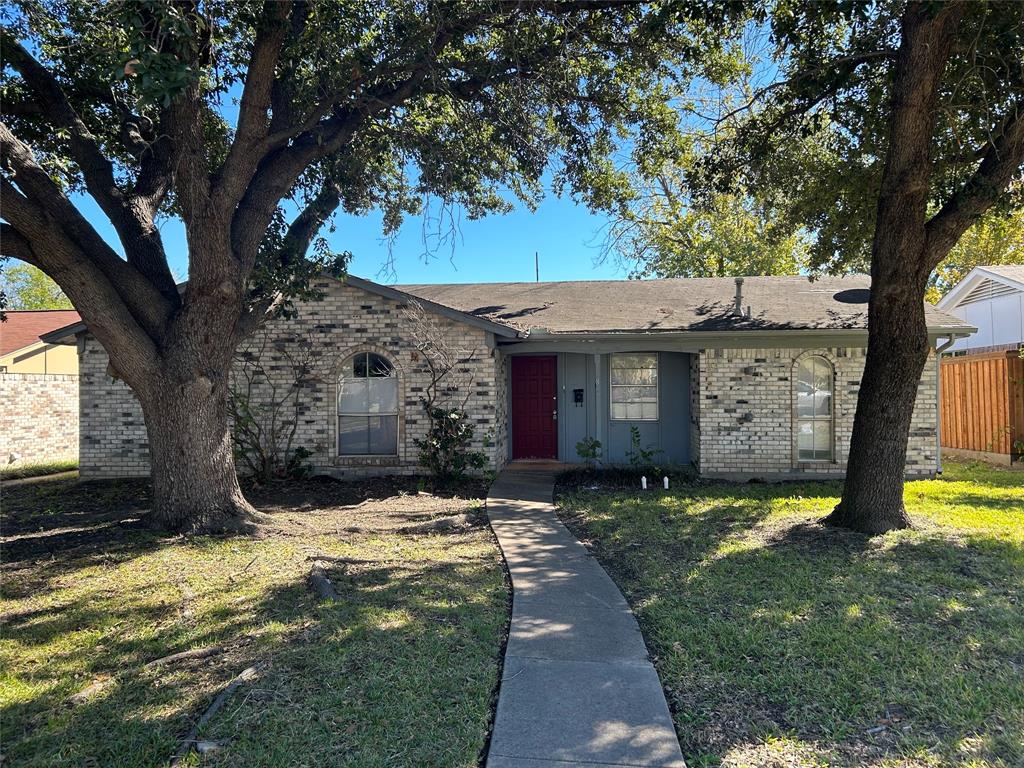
556,459,1024,768
0,458,78,481
1,477,508,767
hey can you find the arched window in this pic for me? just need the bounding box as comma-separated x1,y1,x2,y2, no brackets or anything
338,352,398,455
794,355,834,462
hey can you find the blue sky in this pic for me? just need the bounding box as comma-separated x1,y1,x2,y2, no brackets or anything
71,183,627,287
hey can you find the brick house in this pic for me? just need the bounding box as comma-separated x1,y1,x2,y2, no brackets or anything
43,273,974,480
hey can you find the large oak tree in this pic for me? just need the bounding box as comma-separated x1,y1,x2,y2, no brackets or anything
627,1,1023,533
1,0,728,532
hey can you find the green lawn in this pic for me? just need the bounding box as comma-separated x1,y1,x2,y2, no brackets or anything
556,460,1023,768
1,477,508,767
0,458,78,481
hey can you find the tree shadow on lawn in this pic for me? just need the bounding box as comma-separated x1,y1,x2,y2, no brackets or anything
1,479,505,768
558,482,1024,767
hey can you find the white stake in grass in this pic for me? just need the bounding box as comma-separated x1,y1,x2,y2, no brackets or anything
663,476,669,490
641,476,647,490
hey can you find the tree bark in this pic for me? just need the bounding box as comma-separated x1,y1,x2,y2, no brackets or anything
823,275,929,533
137,363,257,533
824,2,962,535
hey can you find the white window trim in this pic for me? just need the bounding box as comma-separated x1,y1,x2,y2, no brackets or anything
793,355,834,463
609,352,660,422
337,352,400,457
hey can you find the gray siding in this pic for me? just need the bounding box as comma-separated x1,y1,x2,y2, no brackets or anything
507,351,692,467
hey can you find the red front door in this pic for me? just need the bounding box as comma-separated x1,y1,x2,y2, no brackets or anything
511,356,558,459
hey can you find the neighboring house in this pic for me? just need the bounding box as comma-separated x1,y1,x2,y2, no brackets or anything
0,310,81,373
0,309,81,469
43,274,973,481
937,265,1024,354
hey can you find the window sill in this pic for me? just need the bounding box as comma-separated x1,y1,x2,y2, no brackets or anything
334,455,402,467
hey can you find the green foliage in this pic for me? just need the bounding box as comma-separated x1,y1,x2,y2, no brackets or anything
927,206,1024,302
0,263,73,310
625,425,663,473
414,406,487,485
1,0,745,289
575,436,602,467
636,2,1024,276
619,184,809,278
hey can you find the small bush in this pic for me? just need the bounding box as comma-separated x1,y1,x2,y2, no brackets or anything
415,406,487,485
575,436,602,466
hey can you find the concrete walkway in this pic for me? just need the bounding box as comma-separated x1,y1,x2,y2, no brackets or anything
485,471,685,768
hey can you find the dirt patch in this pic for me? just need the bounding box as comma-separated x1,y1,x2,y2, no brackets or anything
0,474,488,568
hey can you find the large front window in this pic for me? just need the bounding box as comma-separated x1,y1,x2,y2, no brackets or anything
610,353,658,420
795,356,833,461
338,352,398,455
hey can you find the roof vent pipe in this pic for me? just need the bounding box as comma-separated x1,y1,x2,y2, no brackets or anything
734,277,744,316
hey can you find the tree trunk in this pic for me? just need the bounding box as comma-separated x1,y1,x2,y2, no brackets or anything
823,276,929,534
137,369,258,533
824,3,960,535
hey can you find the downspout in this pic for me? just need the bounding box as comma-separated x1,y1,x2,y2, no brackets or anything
934,335,959,475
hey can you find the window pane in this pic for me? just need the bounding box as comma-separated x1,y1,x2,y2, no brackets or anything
797,358,814,387
339,377,368,413
795,384,815,417
813,421,831,460
367,415,398,454
612,353,657,370
368,353,394,377
610,354,658,420
339,416,369,455
796,421,815,460
612,385,656,403
611,366,657,386
352,353,369,378
366,377,398,413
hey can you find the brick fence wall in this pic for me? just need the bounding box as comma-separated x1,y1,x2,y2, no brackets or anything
79,339,150,478
78,280,508,480
696,346,938,478
0,373,79,467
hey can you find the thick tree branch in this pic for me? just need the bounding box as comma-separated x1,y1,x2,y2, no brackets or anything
1,123,173,336
214,1,292,204
234,181,343,340
1,177,161,375
0,221,36,262
925,102,1024,263
2,31,178,300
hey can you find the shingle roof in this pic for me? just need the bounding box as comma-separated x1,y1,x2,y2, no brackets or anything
398,275,971,335
0,310,81,356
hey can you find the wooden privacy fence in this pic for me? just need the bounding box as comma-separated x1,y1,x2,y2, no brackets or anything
940,349,1024,461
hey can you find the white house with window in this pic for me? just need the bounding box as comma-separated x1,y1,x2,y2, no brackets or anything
937,265,1024,354
48,273,972,480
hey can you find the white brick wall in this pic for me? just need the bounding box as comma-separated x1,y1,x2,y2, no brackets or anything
75,283,940,482
0,373,78,467
694,346,937,478
78,281,508,480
